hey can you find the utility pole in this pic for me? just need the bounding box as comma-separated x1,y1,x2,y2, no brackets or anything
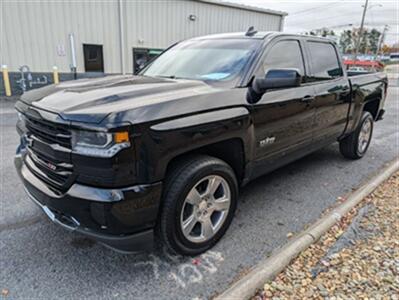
375,25,389,59
353,0,369,62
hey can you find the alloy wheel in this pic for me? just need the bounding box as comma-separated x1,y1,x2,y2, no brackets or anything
358,118,372,154
180,175,231,243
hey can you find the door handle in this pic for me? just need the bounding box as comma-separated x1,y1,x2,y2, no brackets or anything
301,95,315,102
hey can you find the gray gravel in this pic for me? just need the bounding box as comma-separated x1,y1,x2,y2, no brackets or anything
1,86,398,300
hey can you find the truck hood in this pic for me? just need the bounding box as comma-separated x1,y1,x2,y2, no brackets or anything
20,75,222,124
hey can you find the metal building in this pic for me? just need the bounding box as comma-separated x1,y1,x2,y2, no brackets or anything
1,0,286,95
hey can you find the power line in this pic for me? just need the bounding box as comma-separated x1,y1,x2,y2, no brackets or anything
289,8,394,26
287,15,398,27
289,11,363,25
363,22,399,27
289,1,346,16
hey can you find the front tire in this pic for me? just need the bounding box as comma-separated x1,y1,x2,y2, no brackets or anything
339,111,374,159
159,155,238,256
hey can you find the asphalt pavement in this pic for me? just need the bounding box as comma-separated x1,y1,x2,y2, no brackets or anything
1,86,398,299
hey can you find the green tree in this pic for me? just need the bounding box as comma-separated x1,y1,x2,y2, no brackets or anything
339,28,381,54
368,29,381,53
359,29,370,53
339,30,354,53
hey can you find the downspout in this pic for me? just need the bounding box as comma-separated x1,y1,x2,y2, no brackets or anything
69,33,77,79
279,15,285,32
118,0,126,75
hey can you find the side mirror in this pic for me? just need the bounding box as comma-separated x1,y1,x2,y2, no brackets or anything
252,68,302,95
134,62,146,75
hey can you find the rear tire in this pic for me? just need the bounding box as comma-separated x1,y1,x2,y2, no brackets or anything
159,155,238,256
339,111,374,159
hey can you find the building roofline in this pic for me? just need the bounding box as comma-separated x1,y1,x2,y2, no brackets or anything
196,0,288,17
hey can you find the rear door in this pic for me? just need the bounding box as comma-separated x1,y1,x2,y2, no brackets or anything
250,38,316,175
304,41,351,141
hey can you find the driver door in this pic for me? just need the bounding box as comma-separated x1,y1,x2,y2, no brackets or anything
249,39,316,177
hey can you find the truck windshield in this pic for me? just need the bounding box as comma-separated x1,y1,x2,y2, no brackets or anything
140,39,261,84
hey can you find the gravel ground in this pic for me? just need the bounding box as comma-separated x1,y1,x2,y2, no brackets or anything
254,172,399,300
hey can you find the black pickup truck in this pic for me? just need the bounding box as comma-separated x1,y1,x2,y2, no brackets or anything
15,31,388,255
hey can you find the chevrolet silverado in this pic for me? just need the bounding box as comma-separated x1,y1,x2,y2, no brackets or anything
15,31,388,255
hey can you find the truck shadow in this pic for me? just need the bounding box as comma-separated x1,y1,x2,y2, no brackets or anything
240,143,347,200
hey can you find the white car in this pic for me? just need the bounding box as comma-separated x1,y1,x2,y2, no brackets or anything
348,66,367,72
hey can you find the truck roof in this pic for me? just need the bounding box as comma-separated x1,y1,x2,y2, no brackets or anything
192,31,274,40
191,31,337,42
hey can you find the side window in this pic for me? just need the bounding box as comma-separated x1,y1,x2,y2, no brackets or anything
263,40,306,82
307,42,343,81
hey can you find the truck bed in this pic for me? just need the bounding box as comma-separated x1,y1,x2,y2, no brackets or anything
348,72,387,86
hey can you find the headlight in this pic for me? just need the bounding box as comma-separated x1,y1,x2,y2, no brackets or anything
71,130,130,157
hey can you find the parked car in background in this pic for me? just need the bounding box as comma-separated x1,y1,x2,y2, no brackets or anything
348,66,367,72
389,52,399,62
14,31,388,255
344,60,384,74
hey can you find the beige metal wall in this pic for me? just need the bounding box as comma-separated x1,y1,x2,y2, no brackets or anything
1,0,283,74
2,1,121,73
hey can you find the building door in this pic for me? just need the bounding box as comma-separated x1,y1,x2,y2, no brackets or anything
133,48,163,74
83,44,104,72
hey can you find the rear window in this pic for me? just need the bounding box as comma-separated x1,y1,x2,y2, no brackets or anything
307,42,343,81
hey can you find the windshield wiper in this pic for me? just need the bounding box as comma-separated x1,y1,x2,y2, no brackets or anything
154,75,201,81
156,75,177,79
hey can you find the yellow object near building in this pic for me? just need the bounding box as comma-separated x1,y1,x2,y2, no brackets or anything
53,66,59,84
2,65,12,96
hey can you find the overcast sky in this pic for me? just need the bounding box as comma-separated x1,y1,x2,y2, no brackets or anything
229,0,398,45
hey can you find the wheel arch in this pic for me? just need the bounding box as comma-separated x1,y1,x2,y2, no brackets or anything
363,98,381,120
164,138,246,185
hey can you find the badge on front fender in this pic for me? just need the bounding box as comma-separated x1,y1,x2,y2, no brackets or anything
259,136,276,147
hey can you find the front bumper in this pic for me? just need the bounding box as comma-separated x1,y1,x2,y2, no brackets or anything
15,153,162,253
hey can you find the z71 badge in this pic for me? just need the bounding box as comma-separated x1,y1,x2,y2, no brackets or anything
259,136,275,147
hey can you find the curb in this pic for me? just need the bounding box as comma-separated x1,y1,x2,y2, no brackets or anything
215,158,399,300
